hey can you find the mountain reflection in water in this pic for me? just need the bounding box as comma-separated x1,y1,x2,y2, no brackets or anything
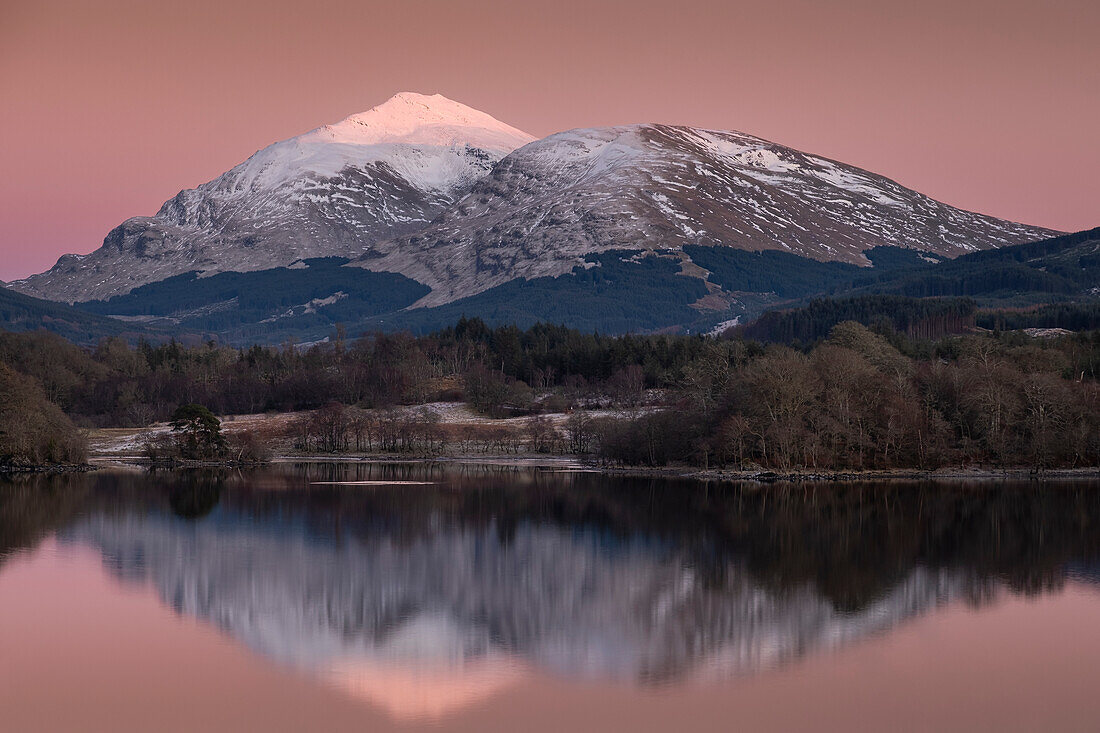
3,464,1099,718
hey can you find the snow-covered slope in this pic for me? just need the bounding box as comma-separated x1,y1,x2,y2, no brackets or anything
353,125,1056,306
12,93,534,302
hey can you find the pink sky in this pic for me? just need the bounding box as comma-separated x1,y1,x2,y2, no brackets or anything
1,0,1097,281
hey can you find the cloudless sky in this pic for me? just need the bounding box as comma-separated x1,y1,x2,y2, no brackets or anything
1,0,1097,280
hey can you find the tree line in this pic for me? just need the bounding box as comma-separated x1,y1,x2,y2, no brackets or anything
1,318,1099,469
735,295,978,344
591,322,1100,469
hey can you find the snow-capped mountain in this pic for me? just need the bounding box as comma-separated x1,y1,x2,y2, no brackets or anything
353,124,1056,305
13,93,534,302
9,97,1058,329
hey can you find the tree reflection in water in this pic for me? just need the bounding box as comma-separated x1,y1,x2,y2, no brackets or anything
2,464,1099,693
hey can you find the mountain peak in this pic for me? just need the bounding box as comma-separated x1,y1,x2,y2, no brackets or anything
305,92,535,153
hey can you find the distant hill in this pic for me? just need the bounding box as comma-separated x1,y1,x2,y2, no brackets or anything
76,258,429,344
834,227,1100,304
0,284,158,345
732,228,1100,342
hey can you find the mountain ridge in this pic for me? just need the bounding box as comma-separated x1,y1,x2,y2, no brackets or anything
5,93,1062,338
11,93,534,303
353,123,1056,307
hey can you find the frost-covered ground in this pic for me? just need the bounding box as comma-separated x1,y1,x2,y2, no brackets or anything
86,402,658,458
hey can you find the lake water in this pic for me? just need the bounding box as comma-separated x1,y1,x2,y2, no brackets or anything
2,463,1099,732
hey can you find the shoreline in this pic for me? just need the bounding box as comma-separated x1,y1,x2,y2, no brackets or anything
0,463,98,475
605,465,1100,483
81,453,1100,483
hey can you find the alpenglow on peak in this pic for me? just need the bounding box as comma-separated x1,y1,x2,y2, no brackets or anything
302,92,536,152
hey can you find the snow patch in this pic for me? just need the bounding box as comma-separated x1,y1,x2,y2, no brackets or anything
306,92,535,153
708,316,741,336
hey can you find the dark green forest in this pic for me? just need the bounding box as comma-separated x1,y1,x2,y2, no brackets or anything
79,258,430,340
735,296,979,344
67,251,716,339
682,244,940,299
360,251,713,334
976,303,1100,332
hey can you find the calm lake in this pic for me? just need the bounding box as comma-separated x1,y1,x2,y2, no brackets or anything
2,463,1099,732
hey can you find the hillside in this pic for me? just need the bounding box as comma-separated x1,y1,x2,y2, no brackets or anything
68,246,950,341
0,284,157,345
8,229,1095,345
11,93,534,303
732,228,1100,341
354,124,1054,306
76,258,429,344
837,226,1100,304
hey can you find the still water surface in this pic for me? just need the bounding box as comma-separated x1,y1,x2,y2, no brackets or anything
1,463,1099,732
